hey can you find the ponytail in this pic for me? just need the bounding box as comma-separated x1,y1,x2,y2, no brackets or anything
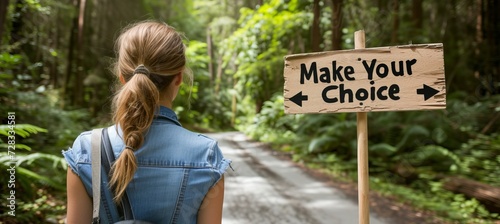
108,21,188,203
109,72,159,203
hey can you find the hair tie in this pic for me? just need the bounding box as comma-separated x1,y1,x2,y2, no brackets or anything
125,146,135,151
132,64,168,88
133,65,150,77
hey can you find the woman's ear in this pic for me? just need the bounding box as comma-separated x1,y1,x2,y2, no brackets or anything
174,73,183,86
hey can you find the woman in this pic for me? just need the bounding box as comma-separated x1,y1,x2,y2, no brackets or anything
63,21,231,224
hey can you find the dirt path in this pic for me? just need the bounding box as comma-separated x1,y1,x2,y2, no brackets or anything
209,132,394,224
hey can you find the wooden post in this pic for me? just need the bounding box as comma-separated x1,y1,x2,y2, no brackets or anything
355,30,370,224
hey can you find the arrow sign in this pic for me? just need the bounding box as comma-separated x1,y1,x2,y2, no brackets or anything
417,84,440,101
283,43,446,113
289,91,308,107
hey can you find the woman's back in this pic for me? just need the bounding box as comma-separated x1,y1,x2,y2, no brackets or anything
64,106,230,223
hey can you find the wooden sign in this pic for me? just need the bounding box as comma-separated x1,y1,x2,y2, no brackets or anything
283,43,446,114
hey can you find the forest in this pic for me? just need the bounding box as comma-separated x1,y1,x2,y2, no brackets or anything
0,0,499,223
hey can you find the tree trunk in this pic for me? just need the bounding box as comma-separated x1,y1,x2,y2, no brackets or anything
215,55,223,94
9,0,23,52
207,27,214,86
0,0,8,45
231,79,237,126
64,0,80,108
411,0,423,39
443,176,500,213
376,0,391,44
330,0,343,50
73,0,87,106
311,0,321,52
391,0,399,44
255,98,263,114
49,9,60,89
481,0,500,95
243,0,258,9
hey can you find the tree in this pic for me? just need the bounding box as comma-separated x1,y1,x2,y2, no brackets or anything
476,0,500,96
9,0,23,53
411,0,422,38
330,0,343,50
221,0,310,113
391,0,399,44
311,0,321,52
74,0,87,106
0,0,8,45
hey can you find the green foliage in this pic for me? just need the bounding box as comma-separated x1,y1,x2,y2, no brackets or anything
458,133,500,186
178,40,235,130
0,124,47,151
243,94,298,146
0,124,47,138
222,0,311,116
0,52,21,106
0,124,67,222
373,179,498,223
11,91,91,152
1,11,88,221
0,188,66,223
0,52,21,71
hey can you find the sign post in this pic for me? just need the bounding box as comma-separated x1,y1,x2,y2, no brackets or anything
283,30,446,224
355,30,369,224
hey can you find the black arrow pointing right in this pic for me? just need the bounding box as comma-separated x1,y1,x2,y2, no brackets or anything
417,84,440,101
290,91,308,107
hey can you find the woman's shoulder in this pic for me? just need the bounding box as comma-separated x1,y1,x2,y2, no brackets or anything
62,130,94,174
179,130,219,151
149,124,218,147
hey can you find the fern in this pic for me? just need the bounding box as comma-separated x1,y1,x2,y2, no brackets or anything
0,124,66,193
0,152,67,170
395,125,430,149
404,145,464,172
0,124,48,151
370,143,398,157
0,124,47,138
0,142,31,151
308,135,337,153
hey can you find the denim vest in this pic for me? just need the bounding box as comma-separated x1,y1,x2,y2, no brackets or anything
63,106,231,223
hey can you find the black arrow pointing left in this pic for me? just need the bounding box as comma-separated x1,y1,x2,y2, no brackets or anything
290,91,308,107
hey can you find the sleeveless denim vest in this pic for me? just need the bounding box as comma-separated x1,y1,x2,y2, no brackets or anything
63,106,231,223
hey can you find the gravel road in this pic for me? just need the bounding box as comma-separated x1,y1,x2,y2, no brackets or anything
207,132,392,224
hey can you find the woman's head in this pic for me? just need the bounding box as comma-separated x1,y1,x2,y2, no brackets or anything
110,21,187,202
114,21,186,88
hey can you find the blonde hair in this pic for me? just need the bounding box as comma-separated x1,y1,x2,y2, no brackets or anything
110,21,188,203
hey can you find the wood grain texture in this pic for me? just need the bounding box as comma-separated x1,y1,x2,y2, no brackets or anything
283,43,446,114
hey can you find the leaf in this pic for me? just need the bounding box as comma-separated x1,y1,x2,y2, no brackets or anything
395,125,430,149
308,136,337,153
14,152,67,169
0,143,32,151
16,167,65,191
0,124,48,138
370,143,398,156
432,127,447,144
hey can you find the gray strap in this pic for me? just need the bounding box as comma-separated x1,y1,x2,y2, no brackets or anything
91,128,103,222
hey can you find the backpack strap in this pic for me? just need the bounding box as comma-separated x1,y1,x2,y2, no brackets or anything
101,127,135,220
91,128,103,224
